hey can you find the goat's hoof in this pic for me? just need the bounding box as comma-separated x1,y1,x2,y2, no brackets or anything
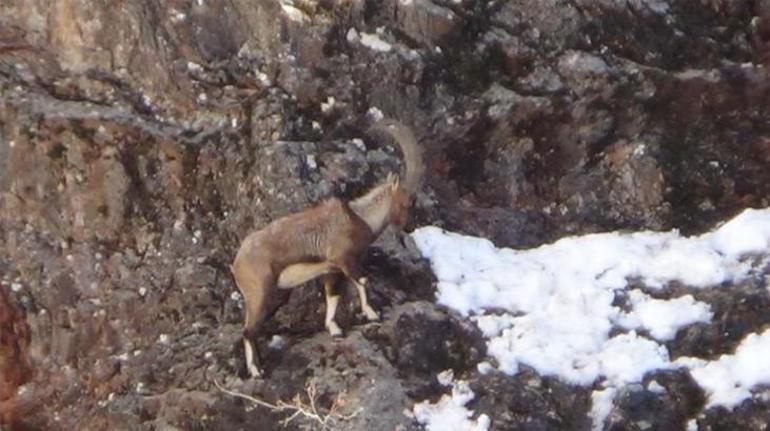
247,364,263,379
327,323,343,337
364,308,380,322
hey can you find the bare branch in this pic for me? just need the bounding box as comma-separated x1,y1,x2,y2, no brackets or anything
213,378,361,430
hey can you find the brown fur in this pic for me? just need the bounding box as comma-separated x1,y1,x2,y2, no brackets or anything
231,119,422,377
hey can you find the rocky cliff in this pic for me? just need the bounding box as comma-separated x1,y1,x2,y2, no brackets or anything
1,0,769,429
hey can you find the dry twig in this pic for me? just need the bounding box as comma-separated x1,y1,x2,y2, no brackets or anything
213,378,360,430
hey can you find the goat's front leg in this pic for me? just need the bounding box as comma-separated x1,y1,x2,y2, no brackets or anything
323,274,343,337
336,258,380,322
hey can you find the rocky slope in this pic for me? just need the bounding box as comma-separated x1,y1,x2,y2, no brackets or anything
1,0,769,429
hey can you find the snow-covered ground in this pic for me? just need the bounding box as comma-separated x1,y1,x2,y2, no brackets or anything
411,370,491,431
410,208,770,430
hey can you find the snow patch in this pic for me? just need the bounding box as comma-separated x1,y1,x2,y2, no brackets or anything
346,28,360,43
590,387,617,431
367,106,384,122
709,208,770,258
677,328,770,408
360,33,392,52
412,207,770,429
647,380,665,394
321,96,336,113
598,332,670,385
351,138,366,151
412,370,490,431
618,290,712,341
476,361,493,375
170,10,187,23
187,62,203,73
268,335,286,350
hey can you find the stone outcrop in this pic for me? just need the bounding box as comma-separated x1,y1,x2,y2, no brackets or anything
1,0,769,429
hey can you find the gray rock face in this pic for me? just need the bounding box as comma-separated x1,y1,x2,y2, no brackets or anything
1,0,770,429
604,370,704,431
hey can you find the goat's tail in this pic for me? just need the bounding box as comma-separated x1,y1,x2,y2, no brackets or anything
370,119,424,197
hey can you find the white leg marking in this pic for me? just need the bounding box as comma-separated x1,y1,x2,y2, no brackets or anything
353,278,379,321
244,339,261,378
325,294,342,337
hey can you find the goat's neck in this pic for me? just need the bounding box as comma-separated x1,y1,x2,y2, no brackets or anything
349,183,392,236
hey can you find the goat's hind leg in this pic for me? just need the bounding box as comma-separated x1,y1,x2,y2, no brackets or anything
354,277,380,321
336,258,380,322
233,264,275,378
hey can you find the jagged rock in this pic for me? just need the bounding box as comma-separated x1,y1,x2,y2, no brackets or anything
0,287,33,425
604,370,704,431
471,369,593,431
698,398,770,431
395,0,460,46
2,0,770,428
371,301,485,377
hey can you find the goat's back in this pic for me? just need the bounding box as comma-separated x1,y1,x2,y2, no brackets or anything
234,198,373,271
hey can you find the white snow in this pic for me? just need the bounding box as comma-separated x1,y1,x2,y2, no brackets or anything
367,106,385,122
268,335,286,350
256,70,270,85
709,208,770,258
597,332,671,385
412,370,490,431
676,328,770,408
321,96,336,113
411,207,770,430
359,33,392,52
187,62,203,73
169,9,187,23
351,138,366,151
618,290,712,341
476,361,493,375
590,387,617,431
346,28,360,43
647,380,665,394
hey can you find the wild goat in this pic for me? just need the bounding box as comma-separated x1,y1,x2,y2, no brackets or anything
230,119,423,377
